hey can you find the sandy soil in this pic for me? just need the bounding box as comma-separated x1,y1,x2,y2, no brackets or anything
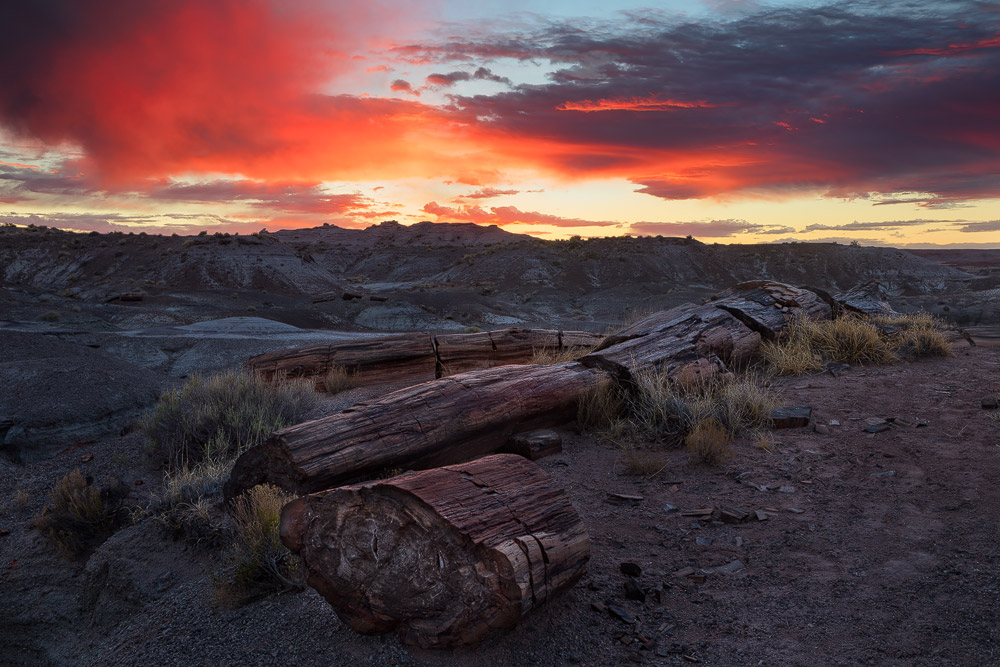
2,341,999,666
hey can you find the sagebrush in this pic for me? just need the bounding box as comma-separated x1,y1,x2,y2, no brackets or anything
141,371,318,470
33,471,128,560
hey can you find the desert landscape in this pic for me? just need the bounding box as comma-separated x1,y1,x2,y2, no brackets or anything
2,222,999,666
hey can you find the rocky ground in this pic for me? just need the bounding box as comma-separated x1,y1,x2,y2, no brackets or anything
2,337,999,666
2,223,1000,665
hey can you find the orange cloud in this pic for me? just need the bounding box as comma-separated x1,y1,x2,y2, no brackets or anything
557,96,716,112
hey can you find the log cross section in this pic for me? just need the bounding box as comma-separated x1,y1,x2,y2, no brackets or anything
280,454,590,649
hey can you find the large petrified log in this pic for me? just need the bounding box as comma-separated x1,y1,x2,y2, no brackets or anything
709,281,834,340
580,303,761,386
247,328,604,390
280,454,590,648
836,281,900,317
247,333,436,388
224,361,602,500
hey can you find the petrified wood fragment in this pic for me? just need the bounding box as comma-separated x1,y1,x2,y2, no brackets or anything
710,281,833,340
280,454,590,648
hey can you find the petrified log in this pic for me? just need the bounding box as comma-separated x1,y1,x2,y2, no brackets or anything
246,333,436,388
836,281,900,317
225,362,602,499
504,429,562,460
435,328,602,375
280,454,590,648
710,281,833,340
581,303,761,386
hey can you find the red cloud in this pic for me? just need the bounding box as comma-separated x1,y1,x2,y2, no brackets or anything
423,201,616,227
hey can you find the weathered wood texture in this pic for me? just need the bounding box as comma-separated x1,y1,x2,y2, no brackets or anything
247,333,436,388
710,281,834,339
836,281,900,317
224,362,602,500
503,429,562,460
280,454,590,648
246,328,604,390
581,303,761,386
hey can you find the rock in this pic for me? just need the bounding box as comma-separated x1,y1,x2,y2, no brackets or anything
778,485,796,493
624,578,646,602
609,493,644,504
814,423,830,435
663,503,678,513
673,567,695,578
864,424,892,434
342,291,363,301
982,396,999,410
680,508,714,518
754,509,769,521
888,416,928,428
607,604,636,624
716,560,745,574
719,507,749,523
620,562,642,577
829,420,841,426
696,537,713,546
872,470,897,477
865,417,888,426
786,507,805,514
506,429,562,460
80,453,94,463
591,601,606,613
825,361,852,377
771,406,812,429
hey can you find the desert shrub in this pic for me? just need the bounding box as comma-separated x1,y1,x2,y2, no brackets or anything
33,471,128,560
213,484,303,604
463,325,483,333
531,345,595,365
620,447,670,477
322,366,358,395
685,417,733,465
39,310,61,322
141,371,318,470
577,376,627,434
763,313,951,375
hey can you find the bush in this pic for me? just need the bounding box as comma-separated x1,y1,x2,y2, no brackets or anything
33,471,127,560
531,345,594,365
141,371,318,470
39,310,61,322
620,447,670,477
685,417,733,465
322,366,358,395
762,313,951,375
213,484,303,604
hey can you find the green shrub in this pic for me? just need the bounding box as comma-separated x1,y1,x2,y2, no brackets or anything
213,484,303,604
141,371,318,470
33,471,127,560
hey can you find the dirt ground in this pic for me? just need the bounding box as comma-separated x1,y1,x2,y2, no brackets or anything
2,342,999,666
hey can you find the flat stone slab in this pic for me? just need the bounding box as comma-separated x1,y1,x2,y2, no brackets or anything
771,406,812,429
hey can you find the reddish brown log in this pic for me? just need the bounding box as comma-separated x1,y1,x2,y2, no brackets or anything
280,454,590,649
503,429,562,460
435,328,602,375
710,281,833,340
581,303,761,386
224,362,602,500
246,333,436,389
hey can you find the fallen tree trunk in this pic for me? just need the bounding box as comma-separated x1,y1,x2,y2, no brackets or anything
247,328,604,390
247,333,436,388
224,361,602,500
280,453,590,648
709,281,834,339
581,303,761,386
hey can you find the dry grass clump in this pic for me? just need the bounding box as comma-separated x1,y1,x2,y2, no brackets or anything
141,370,318,470
761,312,951,375
684,418,733,465
531,345,595,365
213,484,303,605
33,471,128,560
582,368,779,466
322,366,358,394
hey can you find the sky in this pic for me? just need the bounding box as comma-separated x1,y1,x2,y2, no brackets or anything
1,0,999,247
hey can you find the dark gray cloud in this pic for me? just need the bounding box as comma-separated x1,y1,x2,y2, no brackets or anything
804,219,963,232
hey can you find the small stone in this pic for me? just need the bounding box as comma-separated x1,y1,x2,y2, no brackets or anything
814,423,830,435
872,470,897,477
696,537,713,546
865,417,888,426
134,479,144,486
771,406,812,429
607,604,636,624
609,493,644,504
716,560,745,574
620,562,642,577
786,507,805,514
591,601,606,613
0,529,9,537
624,578,646,602
673,567,695,578
719,506,749,523
682,654,701,663
80,453,94,463
687,573,706,584
829,420,841,427
507,429,562,460
864,424,891,434
981,396,999,410
754,509,769,521
825,362,851,377
663,504,678,513
778,485,796,493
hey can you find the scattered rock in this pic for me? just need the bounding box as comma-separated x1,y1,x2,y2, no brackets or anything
663,503,678,513
716,560,745,574
754,510,769,521
719,507,749,523
680,508,714,518
590,601,606,613
624,578,646,602
786,507,805,514
829,420,841,426
778,485,796,494
771,406,812,429
982,396,999,410
865,417,888,426
607,604,636,624
696,537,713,546
825,362,852,377
872,470,897,477
608,493,644,504
888,416,928,428
864,424,892,434
814,423,830,435
620,562,642,577
342,291,363,301
80,453,94,463
506,429,562,460
673,567,695,578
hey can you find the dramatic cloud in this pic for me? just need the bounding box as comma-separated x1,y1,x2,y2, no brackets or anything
148,180,373,215
422,201,616,227
459,187,520,199
628,219,777,238
803,219,962,232
956,220,1000,233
